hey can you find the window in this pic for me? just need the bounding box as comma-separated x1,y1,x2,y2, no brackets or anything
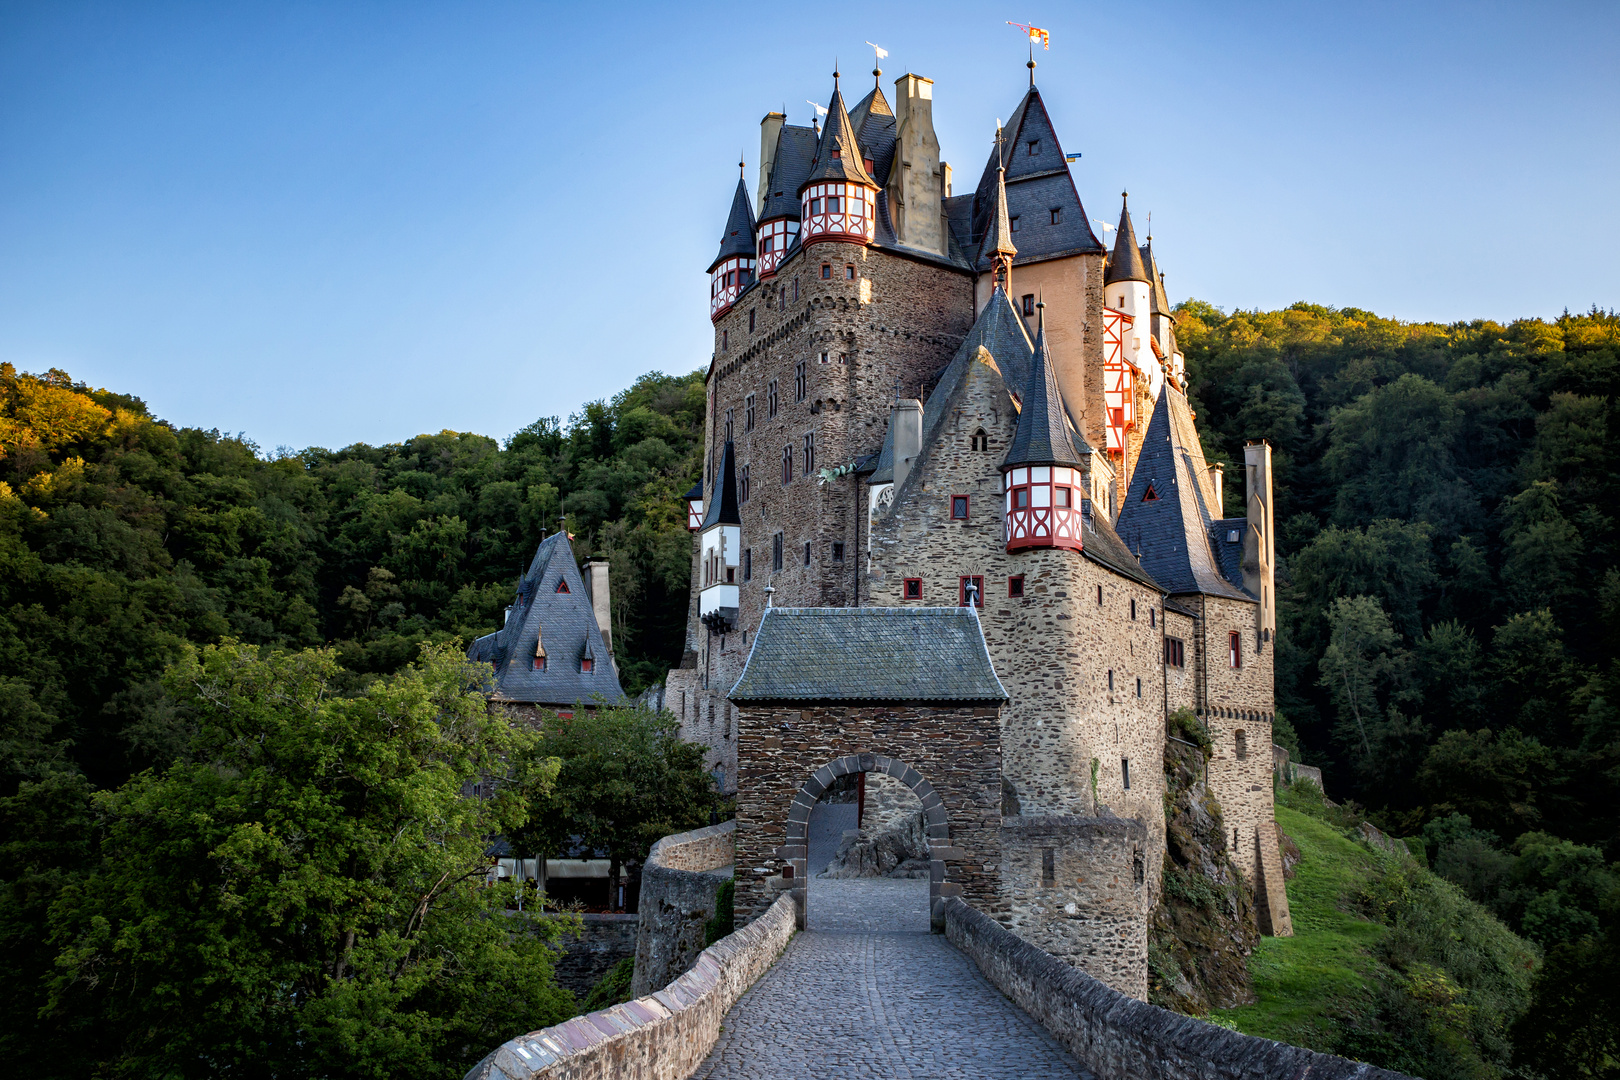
768,380,779,418
793,278,800,301
1041,847,1055,887
1097,585,1103,605
826,195,841,212
1108,669,1115,692
1008,574,1025,598
581,657,594,673
1050,207,1061,225
1028,139,1040,156
803,430,815,474
1010,214,1021,233
1229,631,1242,669
1130,598,1137,620
903,577,922,600
831,542,844,562
1143,482,1159,502
745,393,755,431
1055,486,1071,508
740,465,750,503
794,360,807,402
772,533,784,571
1164,637,1185,668
971,428,989,451
721,329,728,350
1235,730,1248,760
1022,294,1035,316
821,264,832,279
845,264,855,279
959,575,985,607
1135,678,1142,697
951,495,969,520
803,541,811,566
724,407,734,442
1122,758,1131,790
743,549,752,581
555,579,569,593
533,655,546,671
863,156,875,174
1149,607,1156,628
810,198,822,214
749,309,756,333
1013,487,1029,508
781,445,792,484
819,350,830,364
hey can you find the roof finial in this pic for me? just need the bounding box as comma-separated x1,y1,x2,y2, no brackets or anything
874,65,882,87
1122,190,1129,206
833,60,839,89
764,585,775,608
739,155,745,179
1146,210,1151,243
1036,292,1045,331
1028,42,1036,86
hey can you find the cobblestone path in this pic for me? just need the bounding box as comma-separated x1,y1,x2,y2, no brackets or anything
695,803,1089,1079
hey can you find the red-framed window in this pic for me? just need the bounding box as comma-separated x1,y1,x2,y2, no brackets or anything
533,656,546,671
950,495,969,520
903,578,922,600
1229,631,1242,669
1054,485,1072,508
581,658,594,674
958,575,985,607
1165,637,1185,668
555,579,569,593
1008,575,1025,598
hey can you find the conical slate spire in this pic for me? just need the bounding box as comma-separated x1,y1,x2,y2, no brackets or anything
802,75,877,190
702,440,742,528
980,130,1018,265
708,177,757,272
1144,238,1172,318
1003,303,1086,469
1104,193,1150,285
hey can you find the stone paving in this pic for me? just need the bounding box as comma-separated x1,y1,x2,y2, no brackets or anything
693,801,1089,1079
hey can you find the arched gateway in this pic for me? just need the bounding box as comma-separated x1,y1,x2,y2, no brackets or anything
724,606,1009,928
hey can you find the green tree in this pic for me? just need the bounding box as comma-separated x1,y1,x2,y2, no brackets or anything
43,642,575,1079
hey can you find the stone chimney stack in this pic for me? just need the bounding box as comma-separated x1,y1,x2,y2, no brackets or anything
892,398,924,489
1242,442,1276,647
757,112,785,215
1207,462,1224,515
889,75,946,256
583,558,615,670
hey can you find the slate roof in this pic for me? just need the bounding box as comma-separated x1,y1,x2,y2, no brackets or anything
980,142,1018,265
709,178,756,272
803,83,877,190
847,82,898,186
1144,240,1172,317
968,87,1103,269
760,125,817,222
1004,315,1086,469
702,440,741,528
1210,517,1248,592
866,406,899,484
1114,388,1254,602
1081,498,1164,592
728,607,1009,703
468,532,628,706
1104,197,1150,285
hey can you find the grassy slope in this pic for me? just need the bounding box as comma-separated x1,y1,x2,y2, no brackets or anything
1213,807,1384,1044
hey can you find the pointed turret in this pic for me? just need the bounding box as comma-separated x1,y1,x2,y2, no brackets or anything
1002,302,1088,553
698,440,742,630
799,71,879,246
980,129,1017,291
1104,194,1150,285
709,170,757,320
756,122,818,278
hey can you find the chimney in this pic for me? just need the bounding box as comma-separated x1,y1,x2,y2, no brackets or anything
889,75,945,256
757,112,785,216
582,558,615,670
1207,462,1224,515
892,398,924,489
1242,442,1275,647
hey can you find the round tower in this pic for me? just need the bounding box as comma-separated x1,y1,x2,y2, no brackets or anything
709,163,757,321
1002,303,1088,553
798,71,879,247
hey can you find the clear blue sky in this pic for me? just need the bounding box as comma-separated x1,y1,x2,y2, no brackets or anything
2,1,1615,451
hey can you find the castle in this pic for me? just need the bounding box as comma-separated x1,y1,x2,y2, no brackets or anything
662,59,1292,998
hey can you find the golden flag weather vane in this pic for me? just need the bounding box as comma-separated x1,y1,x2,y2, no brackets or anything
1007,21,1050,49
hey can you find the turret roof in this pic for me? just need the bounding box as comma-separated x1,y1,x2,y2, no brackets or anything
759,124,818,222
803,80,878,190
1003,311,1088,470
702,440,742,529
466,531,628,705
979,135,1018,265
1144,239,1173,318
1114,388,1253,601
1104,196,1150,285
847,82,898,185
708,177,756,272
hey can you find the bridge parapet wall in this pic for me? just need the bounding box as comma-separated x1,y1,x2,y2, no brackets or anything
944,897,1415,1080
632,820,736,998
463,893,793,1080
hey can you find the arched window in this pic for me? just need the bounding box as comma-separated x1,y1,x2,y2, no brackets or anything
971,428,989,451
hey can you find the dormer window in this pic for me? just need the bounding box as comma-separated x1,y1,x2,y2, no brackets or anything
830,148,841,159
555,579,569,593
1028,140,1040,155
1050,207,1061,224
1010,215,1021,233
863,157,875,174
1143,483,1159,502
581,657,594,673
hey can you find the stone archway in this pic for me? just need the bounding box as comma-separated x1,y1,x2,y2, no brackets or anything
783,752,949,928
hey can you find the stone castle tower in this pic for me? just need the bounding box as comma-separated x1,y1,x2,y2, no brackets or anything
663,61,1291,997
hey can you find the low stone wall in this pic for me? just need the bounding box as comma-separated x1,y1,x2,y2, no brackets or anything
944,897,1415,1080
553,913,639,995
631,821,735,998
463,894,794,1080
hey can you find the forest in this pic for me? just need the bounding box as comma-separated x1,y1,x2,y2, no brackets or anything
1,299,1618,1077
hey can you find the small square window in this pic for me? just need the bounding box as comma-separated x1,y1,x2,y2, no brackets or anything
1028,139,1040,156
903,577,922,600
951,495,969,520
1055,486,1071,508
581,658,594,674
821,264,832,279
533,656,546,671
1010,215,1021,233
1021,294,1035,316
1008,575,1025,598
820,351,830,364
959,575,985,607
832,542,844,562
1050,207,1061,225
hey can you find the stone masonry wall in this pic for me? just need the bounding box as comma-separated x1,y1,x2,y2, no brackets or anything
731,703,1001,925
630,821,735,999
861,347,1167,899
944,897,1416,1080
1163,608,1197,715
553,913,639,996
998,816,1150,999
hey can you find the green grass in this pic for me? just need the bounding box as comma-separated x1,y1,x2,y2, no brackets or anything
1213,807,1386,1046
